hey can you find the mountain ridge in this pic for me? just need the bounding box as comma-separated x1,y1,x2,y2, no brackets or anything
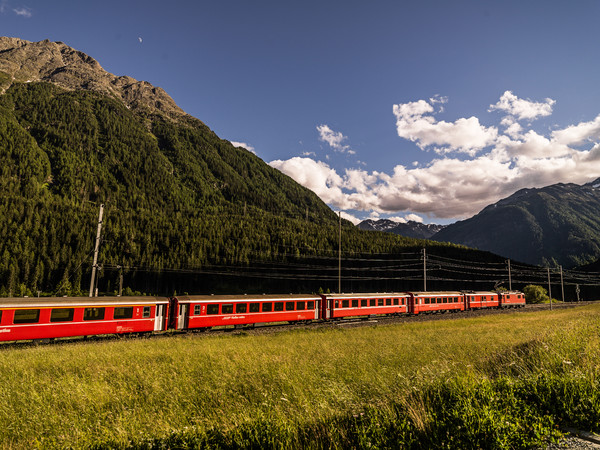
357,219,445,239
0,37,186,120
432,178,600,267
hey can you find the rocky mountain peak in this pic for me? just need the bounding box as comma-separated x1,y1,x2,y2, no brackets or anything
0,37,186,120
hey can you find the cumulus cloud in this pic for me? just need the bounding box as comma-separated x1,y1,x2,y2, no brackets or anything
392,100,498,155
489,90,555,121
317,124,353,153
270,91,600,221
230,141,256,154
552,114,600,146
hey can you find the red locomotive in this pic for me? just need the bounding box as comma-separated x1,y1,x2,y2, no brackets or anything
0,290,525,343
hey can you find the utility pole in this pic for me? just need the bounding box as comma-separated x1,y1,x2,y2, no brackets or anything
560,265,565,302
338,211,341,293
117,265,123,297
422,248,427,291
507,259,512,290
547,266,552,310
89,204,104,297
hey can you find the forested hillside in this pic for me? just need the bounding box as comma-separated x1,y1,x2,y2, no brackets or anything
432,181,600,267
0,80,462,296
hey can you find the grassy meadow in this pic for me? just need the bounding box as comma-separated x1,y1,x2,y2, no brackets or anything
0,305,599,449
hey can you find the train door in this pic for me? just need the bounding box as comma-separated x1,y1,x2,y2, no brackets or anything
168,297,179,330
314,299,320,320
154,304,165,331
177,303,188,330
319,295,331,320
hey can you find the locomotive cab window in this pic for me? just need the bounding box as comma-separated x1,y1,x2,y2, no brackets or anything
50,308,74,322
114,307,133,320
207,304,219,315
84,307,105,321
13,309,40,324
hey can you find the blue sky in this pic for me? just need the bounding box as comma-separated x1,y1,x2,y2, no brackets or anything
3,1,600,224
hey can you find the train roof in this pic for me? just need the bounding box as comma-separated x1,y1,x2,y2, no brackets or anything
174,294,321,303
0,296,168,308
320,292,410,299
410,291,463,296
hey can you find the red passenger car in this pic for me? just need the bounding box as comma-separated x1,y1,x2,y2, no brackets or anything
464,292,500,309
408,291,465,314
0,296,169,342
169,294,321,330
320,293,409,320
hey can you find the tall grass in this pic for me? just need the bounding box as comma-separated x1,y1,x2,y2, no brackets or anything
0,306,598,448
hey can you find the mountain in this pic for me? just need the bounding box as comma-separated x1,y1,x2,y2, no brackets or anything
432,179,600,267
0,37,463,296
358,219,445,239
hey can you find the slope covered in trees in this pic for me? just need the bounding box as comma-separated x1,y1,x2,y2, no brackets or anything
0,80,470,296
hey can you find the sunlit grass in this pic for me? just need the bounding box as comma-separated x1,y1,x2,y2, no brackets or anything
0,305,598,448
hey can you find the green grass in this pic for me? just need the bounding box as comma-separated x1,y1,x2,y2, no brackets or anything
0,306,599,448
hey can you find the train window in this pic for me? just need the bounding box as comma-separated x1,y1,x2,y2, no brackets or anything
341,300,349,308
84,307,105,321
114,307,133,319
194,305,201,315
352,299,358,308
250,303,260,313
361,299,367,307
386,299,392,306
50,308,74,322
307,301,314,310
0,310,2,323
222,304,233,314
376,299,383,306
285,302,295,311
143,306,152,318
369,299,376,307
236,304,247,314
207,304,219,315
393,298,399,306
443,298,447,304
424,298,430,304
297,301,305,310
13,309,40,324
274,302,284,311
262,303,273,312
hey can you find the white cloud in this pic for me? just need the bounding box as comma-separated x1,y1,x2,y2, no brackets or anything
13,6,31,17
489,90,555,121
393,100,498,155
552,114,600,146
317,124,353,153
230,141,256,154
270,92,600,221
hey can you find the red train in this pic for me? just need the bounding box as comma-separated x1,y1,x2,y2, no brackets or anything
0,290,525,343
